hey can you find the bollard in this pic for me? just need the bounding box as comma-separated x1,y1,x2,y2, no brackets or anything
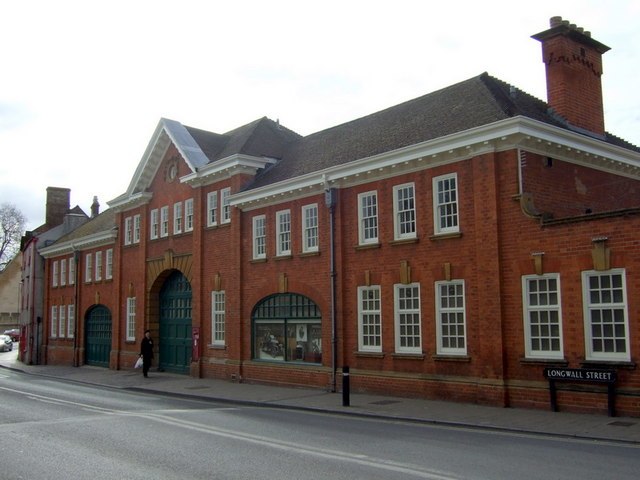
342,365,350,407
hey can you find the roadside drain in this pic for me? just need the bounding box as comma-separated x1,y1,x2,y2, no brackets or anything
607,421,636,427
369,400,402,406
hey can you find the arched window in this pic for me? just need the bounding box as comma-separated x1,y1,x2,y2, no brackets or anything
252,293,322,364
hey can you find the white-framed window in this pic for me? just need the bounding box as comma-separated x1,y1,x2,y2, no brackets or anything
58,305,66,338
160,206,169,237
95,251,102,282
358,191,378,245
105,249,113,280
185,198,194,232
126,297,136,341
582,269,630,361
302,204,319,253
173,202,183,234
51,305,58,338
84,254,92,283
150,209,159,240
52,260,59,287
394,283,421,353
522,274,563,359
393,183,416,240
68,256,75,285
357,286,382,352
133,214,141,243
67,304,75,338
253,215,266,260
436,280,467,355
433,173,459,235
124,216,133,245
212,291,226,346
221,188,231,223
276,209,291,256
60,259,66,286
207,191,218,227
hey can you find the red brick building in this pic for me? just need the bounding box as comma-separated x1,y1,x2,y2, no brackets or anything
40,17,640,416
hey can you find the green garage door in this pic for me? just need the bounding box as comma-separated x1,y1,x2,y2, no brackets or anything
85,305,112,367
159,271,192,374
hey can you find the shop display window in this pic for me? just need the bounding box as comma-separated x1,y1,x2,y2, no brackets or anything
252,294,322,364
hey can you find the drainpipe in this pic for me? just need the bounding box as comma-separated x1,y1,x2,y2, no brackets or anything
325,187,338,392
517,148,524,195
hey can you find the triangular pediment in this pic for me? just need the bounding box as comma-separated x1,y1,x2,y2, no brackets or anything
108,118,210,208
108,116,302,209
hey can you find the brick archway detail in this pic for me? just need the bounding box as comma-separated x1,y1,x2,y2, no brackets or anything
144,250,194,353
146,249,193,289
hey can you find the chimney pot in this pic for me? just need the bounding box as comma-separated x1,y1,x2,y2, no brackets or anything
91,196,100,218
550,16,563,28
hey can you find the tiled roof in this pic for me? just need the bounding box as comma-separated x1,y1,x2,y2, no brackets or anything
54,208,116,244
185,117,302,163
244,73,640,189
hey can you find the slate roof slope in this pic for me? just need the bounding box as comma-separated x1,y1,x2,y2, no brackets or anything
246,73,640,190
29,205,87,236
53,208,116,244
185,117,302,164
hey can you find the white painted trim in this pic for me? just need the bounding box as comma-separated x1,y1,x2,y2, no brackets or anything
39,230,117,258
181,154,278,185
521,273,564,360
231,116,640,208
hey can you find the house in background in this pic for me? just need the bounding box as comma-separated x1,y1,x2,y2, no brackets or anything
0,254,22,331
39,17,640,416
19,187,91,364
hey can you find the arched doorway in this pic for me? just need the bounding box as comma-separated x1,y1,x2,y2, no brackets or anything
85,305,112,367
252,293,322,364
159,270,192,373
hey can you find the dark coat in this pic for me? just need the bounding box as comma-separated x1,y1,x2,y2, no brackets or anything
140,336,154,359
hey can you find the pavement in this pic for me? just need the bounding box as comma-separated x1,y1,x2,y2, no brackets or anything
1,349,638,445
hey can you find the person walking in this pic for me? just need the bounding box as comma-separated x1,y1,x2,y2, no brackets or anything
140,329,154,378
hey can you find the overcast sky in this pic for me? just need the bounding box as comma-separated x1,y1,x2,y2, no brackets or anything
2,0,639,231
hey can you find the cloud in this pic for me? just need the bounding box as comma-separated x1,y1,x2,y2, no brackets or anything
1,0,638,234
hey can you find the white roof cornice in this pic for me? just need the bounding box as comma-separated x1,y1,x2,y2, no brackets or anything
106,192,153,211
181,154,278,186
39,230,117,258
231,116,640,209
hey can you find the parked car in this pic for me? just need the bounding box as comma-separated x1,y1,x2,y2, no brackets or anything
3,329,20,342
0,335,13,352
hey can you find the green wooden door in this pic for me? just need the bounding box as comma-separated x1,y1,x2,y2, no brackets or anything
85,305,112,367
159,271,192,373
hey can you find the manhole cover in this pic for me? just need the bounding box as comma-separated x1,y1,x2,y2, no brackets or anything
608,421,635,427
369,400,401,406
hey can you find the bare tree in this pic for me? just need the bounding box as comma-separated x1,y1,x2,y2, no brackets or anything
0,203,27,272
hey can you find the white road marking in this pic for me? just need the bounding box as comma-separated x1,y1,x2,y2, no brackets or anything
1,385,459,479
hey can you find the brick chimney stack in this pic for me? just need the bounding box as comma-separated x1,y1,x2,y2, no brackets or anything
532,16,611,137
45,187,71,227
